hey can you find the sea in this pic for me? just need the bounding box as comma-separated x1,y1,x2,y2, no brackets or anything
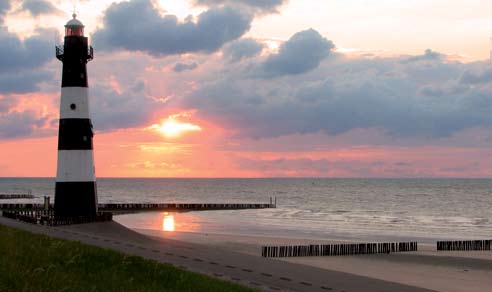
1,178,491,243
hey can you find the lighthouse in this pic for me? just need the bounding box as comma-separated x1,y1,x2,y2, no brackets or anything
54,14,97,217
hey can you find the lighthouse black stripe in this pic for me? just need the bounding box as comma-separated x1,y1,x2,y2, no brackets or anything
54,181,98,217
61,36,89,88
58,118,94,150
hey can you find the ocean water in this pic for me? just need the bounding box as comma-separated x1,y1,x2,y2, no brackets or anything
1,178,491,242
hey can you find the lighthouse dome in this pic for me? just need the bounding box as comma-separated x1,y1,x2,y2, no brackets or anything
66,13,84,27
65,14,84,36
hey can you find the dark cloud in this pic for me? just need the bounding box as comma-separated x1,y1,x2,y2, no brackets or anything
0,97,16,113
0,95,53,140
0,6,55,137
90,81,157,131
21,0,59,16
0,1,9,12
402,49,442,63
262,29,334,77
223,38,263,62
93,0,252,56
181,45,492,139
0,70,52,94
0,110,48,139
194,0,287,13
0,0,10,23
0,29,53,73
173,62,198,72
0,28,54,93
460,68,492,85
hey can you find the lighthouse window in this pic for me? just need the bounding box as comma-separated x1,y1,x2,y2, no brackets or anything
70,103,76,110
65,27,84,36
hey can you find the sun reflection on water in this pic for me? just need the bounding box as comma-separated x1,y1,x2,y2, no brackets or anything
162,212,175,231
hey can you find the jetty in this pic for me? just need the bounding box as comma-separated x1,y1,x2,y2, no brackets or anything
1,201,276,226
99,202,275,213
0,202,275,213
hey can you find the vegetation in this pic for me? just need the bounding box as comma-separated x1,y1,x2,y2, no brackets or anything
0,224,255,292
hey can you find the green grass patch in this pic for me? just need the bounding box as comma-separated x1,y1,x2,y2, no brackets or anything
0,224,256,292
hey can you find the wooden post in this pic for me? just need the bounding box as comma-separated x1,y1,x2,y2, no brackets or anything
44,196,50,210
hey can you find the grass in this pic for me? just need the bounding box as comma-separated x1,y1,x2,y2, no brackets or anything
0,224,256,292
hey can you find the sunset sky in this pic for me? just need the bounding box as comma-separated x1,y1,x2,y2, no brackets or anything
1,0,492,177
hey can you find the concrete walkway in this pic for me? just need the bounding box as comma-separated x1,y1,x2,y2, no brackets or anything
0,217,435,292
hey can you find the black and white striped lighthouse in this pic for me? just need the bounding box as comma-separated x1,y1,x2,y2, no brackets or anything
54,14,97,217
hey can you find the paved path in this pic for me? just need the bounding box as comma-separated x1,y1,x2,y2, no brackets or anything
0,217,435,292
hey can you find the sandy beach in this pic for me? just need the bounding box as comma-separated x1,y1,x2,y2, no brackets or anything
137,228,492,292
0,216,437,292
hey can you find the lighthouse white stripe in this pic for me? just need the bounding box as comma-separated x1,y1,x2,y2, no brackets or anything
56,150,96,182
60,87,90,119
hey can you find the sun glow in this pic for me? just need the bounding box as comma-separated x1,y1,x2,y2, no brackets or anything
162,212,175,231
149,114,202,138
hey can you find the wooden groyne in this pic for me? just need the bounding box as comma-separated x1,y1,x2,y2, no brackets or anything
262,242,418,258
437,240,492,251
0,202,276,212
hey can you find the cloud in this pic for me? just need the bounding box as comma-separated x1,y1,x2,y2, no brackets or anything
261,29,334,77
395,162,411,166
0,1,9,23
194,0,287,13
0,29,53,73
460,68,492,85
0,110,48,139
90,81,158,131
0,97,16,113
237,157,330,175
172,62,198,72
181,44,492,139
439,166,475,173
0,28,54,93
223,38,264,62
235,157,421,177
21,0,60,16
0,70,52,94
402,49,442,63
93,0,252,56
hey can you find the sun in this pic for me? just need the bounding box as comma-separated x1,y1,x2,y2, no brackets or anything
149,114,202,138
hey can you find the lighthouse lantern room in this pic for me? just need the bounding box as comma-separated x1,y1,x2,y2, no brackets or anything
54,14,98,217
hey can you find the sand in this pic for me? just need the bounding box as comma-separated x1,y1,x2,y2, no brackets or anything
137,229,492,292
1,216,435,292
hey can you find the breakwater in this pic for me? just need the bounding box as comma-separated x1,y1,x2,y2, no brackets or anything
0,202,275,212
99,203,275,213
262,242,418,258
437,240,492,251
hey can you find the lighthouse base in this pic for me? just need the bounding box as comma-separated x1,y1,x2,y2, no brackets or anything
54,182,98,217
